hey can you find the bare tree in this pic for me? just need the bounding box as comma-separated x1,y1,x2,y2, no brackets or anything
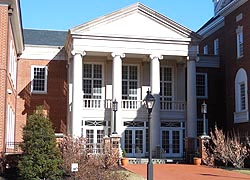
209,125,249,168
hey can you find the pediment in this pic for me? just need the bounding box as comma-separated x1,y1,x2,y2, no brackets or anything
71,3,198,41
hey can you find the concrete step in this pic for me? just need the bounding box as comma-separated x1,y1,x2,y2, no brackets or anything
128,158,184,164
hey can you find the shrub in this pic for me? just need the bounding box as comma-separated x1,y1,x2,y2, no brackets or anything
60,136,125,180
209,125,249,168
18,107,63,180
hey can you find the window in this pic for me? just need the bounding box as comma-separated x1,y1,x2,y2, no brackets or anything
6,105,15,149
236,26,243,58
122,65,138,100
196,73,208,98
240,83,246,110
214,38,219,55
9,40,17,88
31,66,48,93
203,45,208,55
82,63,103,108
234,68,248,123
160,67,173,110
83,64,103,99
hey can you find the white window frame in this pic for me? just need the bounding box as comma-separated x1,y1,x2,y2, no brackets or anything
31,65,48,93
6,105,15,149
160,66,174,110
9,40,17,89
203,45,208,55
196,73,208,99
214,38,219,55
236,26,243,58
122,64,139,100
82,63,104,99
234,68,248,123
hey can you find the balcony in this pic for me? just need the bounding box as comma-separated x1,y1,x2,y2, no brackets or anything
82,99,186,111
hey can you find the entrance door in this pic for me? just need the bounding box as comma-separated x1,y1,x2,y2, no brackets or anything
161,128,183,157
124,129,144,157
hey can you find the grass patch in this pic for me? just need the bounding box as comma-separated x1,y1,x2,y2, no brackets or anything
115,170,146,180
232,169,250,175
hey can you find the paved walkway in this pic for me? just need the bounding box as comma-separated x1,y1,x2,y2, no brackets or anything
125,164,250,180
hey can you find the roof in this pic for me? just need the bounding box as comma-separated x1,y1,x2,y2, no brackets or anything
23,29,67,46
196,15,220,33
70,3,200,40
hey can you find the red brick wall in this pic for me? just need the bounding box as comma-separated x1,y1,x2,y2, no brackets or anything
223,1,250,132
199,1,250,134
0,5,9,154
198,25,227,130
0,4,19,154
16,58,68,139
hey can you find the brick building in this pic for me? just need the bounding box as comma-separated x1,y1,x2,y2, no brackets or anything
0,0,23,157
197,0,250,134
0,0,249,164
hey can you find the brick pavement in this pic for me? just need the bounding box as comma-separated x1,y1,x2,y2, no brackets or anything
125,164,250,180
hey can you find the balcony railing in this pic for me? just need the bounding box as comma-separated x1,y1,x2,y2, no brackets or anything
82,99,186,111
160,101,186,111
5,142,22,154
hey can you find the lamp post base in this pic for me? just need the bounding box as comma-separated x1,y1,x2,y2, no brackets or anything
147,162,153,180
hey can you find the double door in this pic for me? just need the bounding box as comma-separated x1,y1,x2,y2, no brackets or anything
161,128,183,157
124,129,145,157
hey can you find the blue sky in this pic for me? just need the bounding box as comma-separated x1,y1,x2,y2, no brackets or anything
21,0,214,32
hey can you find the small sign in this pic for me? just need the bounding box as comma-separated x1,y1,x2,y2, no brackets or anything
71,163,78,172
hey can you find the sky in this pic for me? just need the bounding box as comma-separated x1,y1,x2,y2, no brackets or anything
20,0,214,32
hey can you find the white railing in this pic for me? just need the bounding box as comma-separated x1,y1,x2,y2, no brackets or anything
83,99,112,109
121,100,144,110
82,99,186,111
160,101,186,111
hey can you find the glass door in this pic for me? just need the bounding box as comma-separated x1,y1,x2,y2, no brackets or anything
161,128,183,157
124,129,144,157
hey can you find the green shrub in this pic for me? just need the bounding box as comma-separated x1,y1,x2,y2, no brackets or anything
18,107,63,179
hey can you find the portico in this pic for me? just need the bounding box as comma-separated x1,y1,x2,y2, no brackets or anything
66,3,200,158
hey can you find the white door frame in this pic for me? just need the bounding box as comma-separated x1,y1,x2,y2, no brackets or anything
123,128,145,157
160,127,183,158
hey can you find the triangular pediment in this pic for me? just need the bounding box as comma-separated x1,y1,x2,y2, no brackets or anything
70,3,198,40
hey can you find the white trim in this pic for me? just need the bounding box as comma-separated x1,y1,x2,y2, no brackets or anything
236,26,243,59
234,68,249,123
31,65,48,94
196,73,208,99
214,38,219,55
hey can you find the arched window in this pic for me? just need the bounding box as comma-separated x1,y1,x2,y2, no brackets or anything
234,68,249,123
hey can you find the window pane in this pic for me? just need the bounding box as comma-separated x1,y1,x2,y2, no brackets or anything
240,83,246,110
32,67,46,92
122,65,138,100
196,73,207,97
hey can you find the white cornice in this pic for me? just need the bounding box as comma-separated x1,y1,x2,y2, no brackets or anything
216,0,248,16
197,16,224,39
8,0,24,54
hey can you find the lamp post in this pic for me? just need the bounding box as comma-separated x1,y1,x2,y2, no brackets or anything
144,90,155,180
201,101,207,136
112,99,118,134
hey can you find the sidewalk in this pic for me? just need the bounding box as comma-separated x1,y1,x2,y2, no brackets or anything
124,164,250,180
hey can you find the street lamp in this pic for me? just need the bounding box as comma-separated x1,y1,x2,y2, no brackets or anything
201,101,207,136
144,90,155,180
112,99,118,134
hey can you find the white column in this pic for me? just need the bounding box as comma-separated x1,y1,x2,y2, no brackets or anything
71,50,86,137
187,57,197,138
149,54,163,149
67,60,72,135
111,52,125,134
